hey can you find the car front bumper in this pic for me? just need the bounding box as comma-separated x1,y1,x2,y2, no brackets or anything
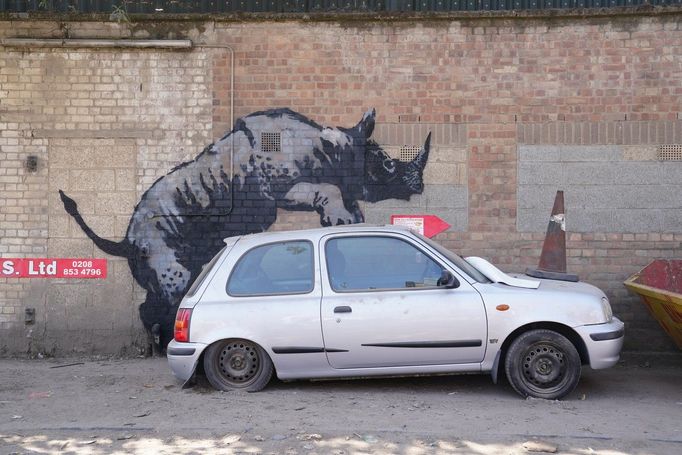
575,317,625,370
167,340,206,382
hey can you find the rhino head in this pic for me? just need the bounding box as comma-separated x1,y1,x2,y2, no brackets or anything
355,109,430,203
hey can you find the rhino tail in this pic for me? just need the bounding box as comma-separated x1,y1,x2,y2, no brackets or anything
58,190,132,258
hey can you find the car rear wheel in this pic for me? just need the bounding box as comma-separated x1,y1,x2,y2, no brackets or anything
505,329,581,400
204,339,273,392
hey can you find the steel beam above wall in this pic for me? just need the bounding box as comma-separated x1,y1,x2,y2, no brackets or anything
2,0,682,13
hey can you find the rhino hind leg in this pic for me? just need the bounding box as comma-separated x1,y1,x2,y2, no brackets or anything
138,291,178,352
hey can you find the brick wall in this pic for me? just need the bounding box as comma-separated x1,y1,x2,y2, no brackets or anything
1,13,681,355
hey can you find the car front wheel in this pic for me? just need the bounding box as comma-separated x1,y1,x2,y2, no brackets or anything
204,339,273,392
504,329,581,400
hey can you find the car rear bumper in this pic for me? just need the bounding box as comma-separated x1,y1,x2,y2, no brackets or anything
167,340,206,382
575,317,625,370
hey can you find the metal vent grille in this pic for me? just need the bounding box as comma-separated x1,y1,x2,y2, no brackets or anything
261,132,281,153
399,145,422,162
657,145,682,161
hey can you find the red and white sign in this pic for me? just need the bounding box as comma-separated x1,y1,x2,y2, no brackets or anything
0,258,107,279
390,214,451,238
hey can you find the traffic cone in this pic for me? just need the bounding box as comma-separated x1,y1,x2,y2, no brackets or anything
526,190,579,282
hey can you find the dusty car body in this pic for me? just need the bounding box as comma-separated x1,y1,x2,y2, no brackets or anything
167,225,624,399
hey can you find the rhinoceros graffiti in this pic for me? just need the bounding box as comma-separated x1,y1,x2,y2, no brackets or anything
59,108,431,347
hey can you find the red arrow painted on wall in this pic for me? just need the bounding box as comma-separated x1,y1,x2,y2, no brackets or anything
390,214,451,238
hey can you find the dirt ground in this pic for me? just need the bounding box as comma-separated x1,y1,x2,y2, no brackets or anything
1,354,681,455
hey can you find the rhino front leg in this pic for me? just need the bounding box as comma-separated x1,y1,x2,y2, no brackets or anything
281,182,364,226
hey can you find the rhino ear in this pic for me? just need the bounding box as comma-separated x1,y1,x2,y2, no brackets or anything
354,108,376,138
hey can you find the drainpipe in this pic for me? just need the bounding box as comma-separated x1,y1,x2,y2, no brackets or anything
0,38,192,48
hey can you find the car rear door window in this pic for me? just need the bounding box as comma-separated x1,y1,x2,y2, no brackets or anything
185,245,227,298
227,241,314,296
325,236,443,292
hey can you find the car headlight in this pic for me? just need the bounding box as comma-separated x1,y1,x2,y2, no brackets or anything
601,297,613,323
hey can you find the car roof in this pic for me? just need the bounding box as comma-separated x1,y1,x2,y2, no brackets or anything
223,223,413,244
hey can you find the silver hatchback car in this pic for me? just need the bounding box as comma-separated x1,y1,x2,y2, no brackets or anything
167,224,624,399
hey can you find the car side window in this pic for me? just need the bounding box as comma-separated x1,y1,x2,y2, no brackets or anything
227,241,314,296
325,236,443,292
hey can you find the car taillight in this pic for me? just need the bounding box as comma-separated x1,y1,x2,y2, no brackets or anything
174,308,192,343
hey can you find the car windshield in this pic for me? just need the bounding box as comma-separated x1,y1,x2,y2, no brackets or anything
414,233,490,283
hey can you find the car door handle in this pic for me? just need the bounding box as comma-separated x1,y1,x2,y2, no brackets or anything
334,306,352,313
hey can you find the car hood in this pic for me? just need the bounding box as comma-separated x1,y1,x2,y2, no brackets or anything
466,257,609,325
464,256,604,298
499,272,603,296
465,257,540,289
472,272,609,326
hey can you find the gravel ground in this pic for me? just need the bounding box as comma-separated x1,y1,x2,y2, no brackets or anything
1,353,681,454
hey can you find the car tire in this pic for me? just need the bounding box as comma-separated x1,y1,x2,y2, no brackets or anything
204,339,274,392
505,329,581,400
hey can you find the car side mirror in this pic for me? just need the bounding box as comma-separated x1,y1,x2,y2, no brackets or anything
439,270,460,289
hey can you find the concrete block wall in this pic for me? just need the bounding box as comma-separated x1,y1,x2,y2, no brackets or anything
518,144,682,233
1,13,682,355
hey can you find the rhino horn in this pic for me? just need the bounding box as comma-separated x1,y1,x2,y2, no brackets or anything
354,108,376,138
410,132,431,171
402,132,431,193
